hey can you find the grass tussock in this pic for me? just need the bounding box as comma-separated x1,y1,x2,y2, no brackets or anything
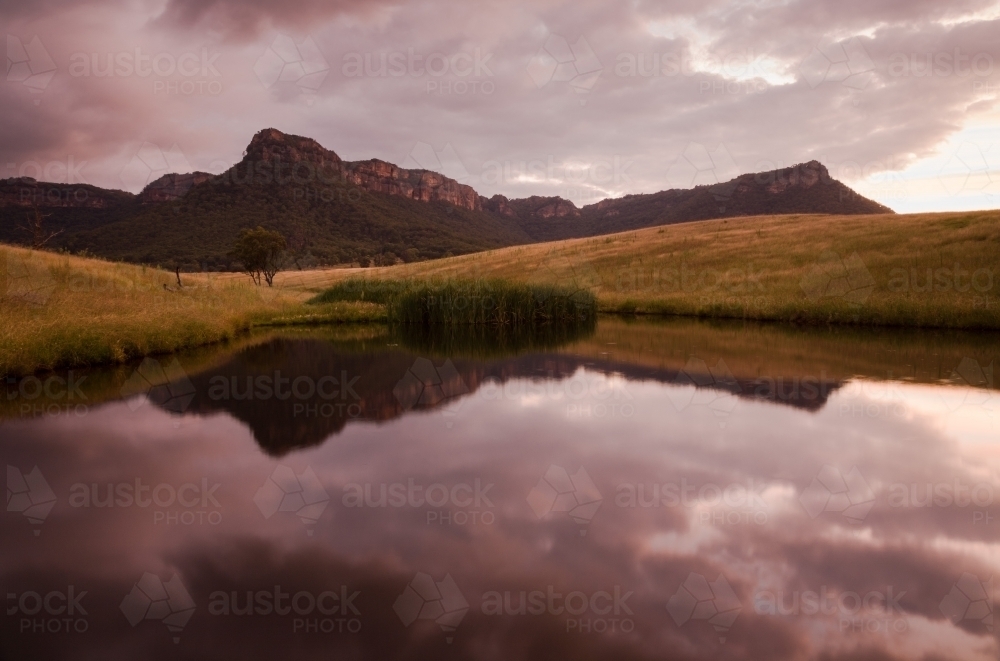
310,277,596,328
0,245,383,376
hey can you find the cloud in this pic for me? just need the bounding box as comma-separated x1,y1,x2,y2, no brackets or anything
152,0,402,42
1,0,998,209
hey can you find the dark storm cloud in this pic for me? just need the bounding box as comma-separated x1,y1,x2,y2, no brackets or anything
151,0,404,42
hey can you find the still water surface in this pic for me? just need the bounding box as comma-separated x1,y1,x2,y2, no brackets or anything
2,318,998,660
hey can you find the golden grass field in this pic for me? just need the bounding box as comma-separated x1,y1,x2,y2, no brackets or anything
284,210,1000,327
0,245,383,376
2,209,998,375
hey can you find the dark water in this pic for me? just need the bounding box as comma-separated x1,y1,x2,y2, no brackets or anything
2,318,998,660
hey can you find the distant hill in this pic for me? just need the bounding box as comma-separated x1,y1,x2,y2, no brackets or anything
0,128,893,269
484,160,894,242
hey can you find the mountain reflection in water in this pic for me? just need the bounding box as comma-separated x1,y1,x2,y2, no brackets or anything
1,318,998,661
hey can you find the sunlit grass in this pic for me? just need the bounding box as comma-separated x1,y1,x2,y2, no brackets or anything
4,209,998,375
0,245,383,376
291,210,1000,330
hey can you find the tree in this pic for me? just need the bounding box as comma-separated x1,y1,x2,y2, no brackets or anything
19,207,63,249
229,227,287,286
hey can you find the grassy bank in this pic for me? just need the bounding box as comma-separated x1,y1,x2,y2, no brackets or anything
0,245,384,376
299,210,1000,330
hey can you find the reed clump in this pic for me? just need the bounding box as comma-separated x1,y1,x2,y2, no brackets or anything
310,277,596,328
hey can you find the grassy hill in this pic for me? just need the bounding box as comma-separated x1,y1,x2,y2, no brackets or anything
304,210,1000,329
0,244,381,376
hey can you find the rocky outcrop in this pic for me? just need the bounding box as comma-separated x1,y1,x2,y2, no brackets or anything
243,127,341,166
486,195,580,221
342,159,482,211
139,172,213,203
758,160,827,193
236,128,483,211
532,197,580,218
483,194,516,217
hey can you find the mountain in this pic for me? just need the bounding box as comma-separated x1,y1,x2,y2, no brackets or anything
0,128,893,269
489,160,895,242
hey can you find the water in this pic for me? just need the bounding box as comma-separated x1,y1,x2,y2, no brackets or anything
2,318,998,660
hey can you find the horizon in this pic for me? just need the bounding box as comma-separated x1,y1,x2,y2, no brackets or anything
3,1,999,215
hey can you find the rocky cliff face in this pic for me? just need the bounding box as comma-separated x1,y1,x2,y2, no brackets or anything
139,172,213,203
244,128,341,166
342,159,483,211
484,194,580,219
238,128,483,211
484,194,516,217
757,160,826,193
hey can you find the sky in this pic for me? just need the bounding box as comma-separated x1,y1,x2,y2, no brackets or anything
3,0,1000,213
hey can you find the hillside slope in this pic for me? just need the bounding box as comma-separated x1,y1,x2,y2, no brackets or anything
306,209,1000,330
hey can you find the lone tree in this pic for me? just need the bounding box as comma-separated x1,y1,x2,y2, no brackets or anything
19,207,63,249
230,226,286,286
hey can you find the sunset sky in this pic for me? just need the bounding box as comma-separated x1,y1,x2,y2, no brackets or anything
4,0,999,213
